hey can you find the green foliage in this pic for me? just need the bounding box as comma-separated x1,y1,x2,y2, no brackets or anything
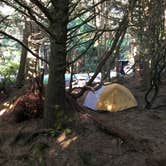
67,14,95,54
84,50,98,72
65,128,72,135
0,5,22,87
31,142,48,166
48,129,59,137
0,61,19,79
45,128,72,138
0,61,19,91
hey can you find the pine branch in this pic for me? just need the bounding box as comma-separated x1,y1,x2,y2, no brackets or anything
0,30,48,64
29,0,53,21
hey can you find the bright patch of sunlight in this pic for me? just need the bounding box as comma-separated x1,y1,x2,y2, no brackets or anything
9,104,14,109
57,132,66,143
61,136,78,149
116,0,128,5
3,102,13,109
3,102,10,107
57,132,78,149
0,109,7,116
107,104,113,110
0,5,14,15
0,102,14,115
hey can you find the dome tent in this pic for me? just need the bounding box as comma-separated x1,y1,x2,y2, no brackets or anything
83,83,137,112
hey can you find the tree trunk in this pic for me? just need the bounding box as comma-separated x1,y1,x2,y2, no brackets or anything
44,0,69,128
16,19,30,88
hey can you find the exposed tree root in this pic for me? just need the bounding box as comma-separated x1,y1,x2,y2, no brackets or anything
86,113,152,153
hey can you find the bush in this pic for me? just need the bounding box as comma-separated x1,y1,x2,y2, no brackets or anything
0,62,19,92
0,61,19,79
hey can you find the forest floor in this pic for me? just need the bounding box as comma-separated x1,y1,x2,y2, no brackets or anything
0,77,166,166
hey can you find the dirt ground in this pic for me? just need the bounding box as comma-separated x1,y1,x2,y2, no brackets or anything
0,78,166,166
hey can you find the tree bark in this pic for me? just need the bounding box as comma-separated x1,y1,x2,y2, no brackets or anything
44,0,69,128
16,19,30,88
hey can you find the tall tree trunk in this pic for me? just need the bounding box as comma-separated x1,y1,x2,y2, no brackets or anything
16,19,30,88
44,0,69,128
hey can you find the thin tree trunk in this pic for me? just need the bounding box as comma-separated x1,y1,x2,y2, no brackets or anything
16,19,30,88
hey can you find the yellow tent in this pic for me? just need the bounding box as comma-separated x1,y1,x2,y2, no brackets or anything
83,83,137,112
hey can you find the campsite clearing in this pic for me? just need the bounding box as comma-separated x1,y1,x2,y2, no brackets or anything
0,79,166,166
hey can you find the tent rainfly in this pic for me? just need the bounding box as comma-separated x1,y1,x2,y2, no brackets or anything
83,83,137,112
